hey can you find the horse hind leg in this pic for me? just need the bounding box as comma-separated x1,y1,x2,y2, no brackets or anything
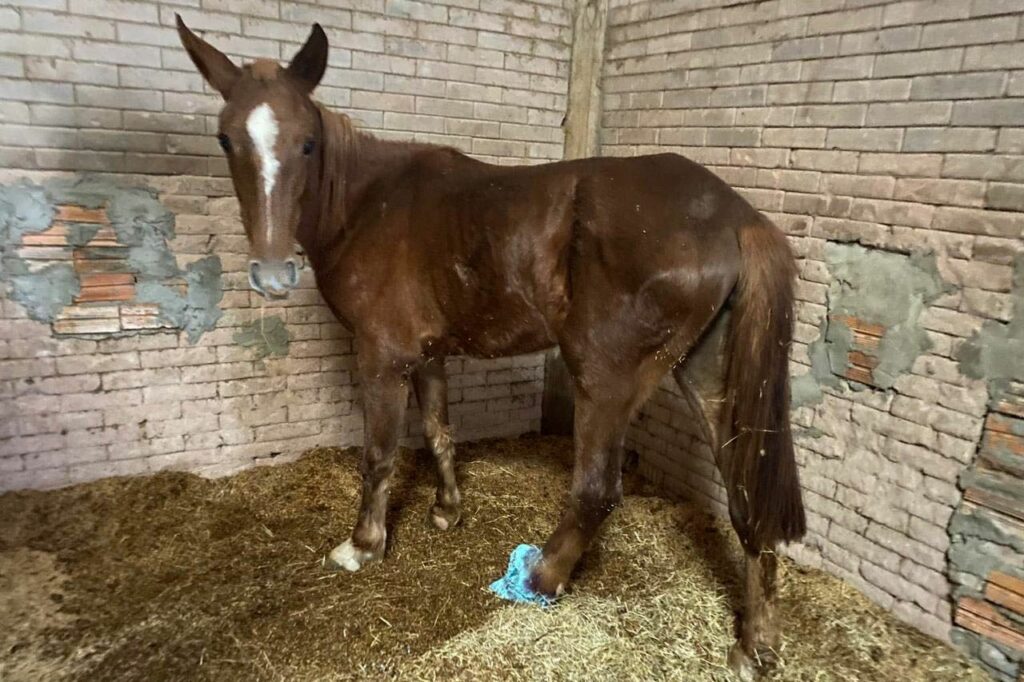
528,368,636,596
726,549,780,681
670,307,729,453
530,338,684,597
672,315,783,680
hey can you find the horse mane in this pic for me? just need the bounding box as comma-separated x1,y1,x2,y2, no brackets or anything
307,103,450,260
311,103,357,253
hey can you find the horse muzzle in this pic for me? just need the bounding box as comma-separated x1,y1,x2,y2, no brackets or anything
249,258,299,298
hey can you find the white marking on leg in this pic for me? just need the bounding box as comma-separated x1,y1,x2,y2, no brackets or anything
328,538,374,572
431,512,450,531
246,102,280,243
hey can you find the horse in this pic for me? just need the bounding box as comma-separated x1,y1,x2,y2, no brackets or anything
176,18,806,679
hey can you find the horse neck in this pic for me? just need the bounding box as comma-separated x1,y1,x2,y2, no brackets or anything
296,107,434,265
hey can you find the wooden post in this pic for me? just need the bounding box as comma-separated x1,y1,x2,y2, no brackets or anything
541,0,609,436
563,0,609,160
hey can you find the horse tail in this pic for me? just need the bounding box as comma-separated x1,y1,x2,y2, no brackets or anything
720,216,805,551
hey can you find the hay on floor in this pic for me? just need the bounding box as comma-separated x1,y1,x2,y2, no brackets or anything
0,435,985,681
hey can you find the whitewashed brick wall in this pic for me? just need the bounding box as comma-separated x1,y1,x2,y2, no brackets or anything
605,0,1024,642
0,170,546,492
5,0,1023,660
0,0,571,172
0,0,572,491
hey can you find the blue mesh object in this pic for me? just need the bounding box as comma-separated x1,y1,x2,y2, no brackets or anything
489,543,554,606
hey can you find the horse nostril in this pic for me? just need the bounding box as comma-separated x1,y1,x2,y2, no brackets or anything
249,261,263,292
284,259,299,286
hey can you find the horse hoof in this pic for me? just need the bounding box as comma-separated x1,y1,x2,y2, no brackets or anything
527,561,569,599
429,504,461,531
325,539,377,572
728,643,758,682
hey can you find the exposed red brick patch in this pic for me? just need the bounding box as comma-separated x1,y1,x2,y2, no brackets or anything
21,225,69,247
993,397,1024,420
829,314,886,386
52,317,122,335
80,273,135,288
985,430,1024,457
80,226,120,248
17,246,72,261
75,284,136,304
56,206,108,223
963,487,1024,524
830,314,886,338
955,597,1024,652
121,303,169,330
986,573,1024,618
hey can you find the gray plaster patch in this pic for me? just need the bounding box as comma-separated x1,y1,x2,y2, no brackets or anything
182,256,224,342
44,175,125,209
793,243,951,405
957,256,1024,406
0,175,223,341
980,642,1018,678
792,316,842,407
65,222,101,248
136,280,186,324
233,314,290,359
128,235,182,280
947,259,1024,681
0,181,64,317
827,244,950,387
0,182,55,246
8,263,80,321
134,258,223,342
107,188,176,245
100,179,180,280
949,505,1024,590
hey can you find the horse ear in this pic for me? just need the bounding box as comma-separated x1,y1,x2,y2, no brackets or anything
176,14,241,99
287,24,328,94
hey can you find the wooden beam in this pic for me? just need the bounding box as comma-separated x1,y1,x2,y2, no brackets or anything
542,0,609,436
563,0,609,161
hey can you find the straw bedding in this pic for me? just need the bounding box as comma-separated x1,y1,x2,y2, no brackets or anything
0,435,985,681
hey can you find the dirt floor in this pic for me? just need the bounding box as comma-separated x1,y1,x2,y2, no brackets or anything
0,435,987,681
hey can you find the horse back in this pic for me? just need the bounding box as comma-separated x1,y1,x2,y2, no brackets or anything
324,149,752,360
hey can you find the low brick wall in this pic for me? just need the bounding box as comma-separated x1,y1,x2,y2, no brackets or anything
604,0,1024,670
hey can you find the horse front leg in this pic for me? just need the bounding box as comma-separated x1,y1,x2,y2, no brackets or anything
412,357,462,531
327,357,408,572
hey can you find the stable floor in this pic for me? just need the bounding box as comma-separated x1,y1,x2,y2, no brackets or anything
0,436,985,681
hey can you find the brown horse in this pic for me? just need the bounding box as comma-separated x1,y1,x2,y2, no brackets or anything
177,19,805,678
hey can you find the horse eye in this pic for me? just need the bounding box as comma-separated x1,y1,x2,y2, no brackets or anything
302,139,315,156
217,134,232,153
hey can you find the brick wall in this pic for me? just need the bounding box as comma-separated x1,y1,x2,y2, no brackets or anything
0,0,571,172
4,0,1024,671
0,170,546,492
604,0,1024,654
0,0,573,491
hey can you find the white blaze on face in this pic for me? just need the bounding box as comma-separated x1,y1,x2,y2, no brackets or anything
246,102,280,242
